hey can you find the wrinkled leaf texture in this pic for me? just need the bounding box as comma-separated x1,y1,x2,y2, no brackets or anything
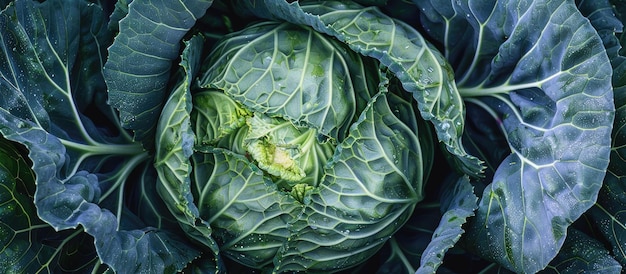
173,9,437,271
416,0,614,272
268,80,429,272
198,21,377,142
169,40,432,271
579,0,626,268
235,0,484,176
0,0,203,273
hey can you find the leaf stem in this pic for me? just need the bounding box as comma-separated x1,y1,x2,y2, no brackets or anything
14,223,50,233
59,139,145,155
99,151,151,204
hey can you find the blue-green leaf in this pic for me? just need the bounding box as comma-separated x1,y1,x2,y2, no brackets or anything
417,0,614,272
579,0,626,267
104,0,213,148
0,137,108,273
0,1,203,273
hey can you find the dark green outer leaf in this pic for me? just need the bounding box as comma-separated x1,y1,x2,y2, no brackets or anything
0,1,204,273
235,0,483,176
0,137,56,273
417,0,615,272
589,166,626,267
107,0,131,32
0,0,9,10
104,0,213,148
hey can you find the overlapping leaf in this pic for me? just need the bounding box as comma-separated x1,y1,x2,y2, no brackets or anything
416,176,477,273
417,0,615,272
153,34,223,270
546,229,622,273
191,148,303,269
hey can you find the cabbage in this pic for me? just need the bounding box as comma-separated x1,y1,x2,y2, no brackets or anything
0,0,622,273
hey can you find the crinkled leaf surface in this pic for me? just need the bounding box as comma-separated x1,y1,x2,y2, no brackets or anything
191,90,250,146
104,0,213,148
0,1,203,273
235,0,483,176
273,87,429,272
191,148,303,269
416,0,614,272
188,61,432,271
198,21,375,141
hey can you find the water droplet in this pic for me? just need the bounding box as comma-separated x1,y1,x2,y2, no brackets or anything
440,122,450,131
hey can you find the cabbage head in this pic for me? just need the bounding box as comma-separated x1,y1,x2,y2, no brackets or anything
154,20,434,272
